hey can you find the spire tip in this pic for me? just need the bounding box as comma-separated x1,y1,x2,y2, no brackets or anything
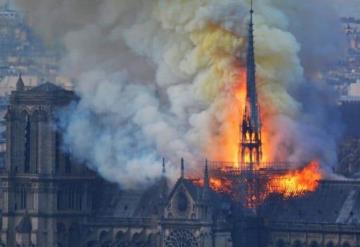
162,158,166,174
180,158,184,178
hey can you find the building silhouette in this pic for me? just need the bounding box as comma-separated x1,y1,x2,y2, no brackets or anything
2,76,360,247
1,4,360,247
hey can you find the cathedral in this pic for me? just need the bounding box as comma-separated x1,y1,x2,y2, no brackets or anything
2,65,360,247
1,5,360,247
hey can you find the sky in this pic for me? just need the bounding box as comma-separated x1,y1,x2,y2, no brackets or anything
0,0,358,18
2,0,360,15
331,0,360,17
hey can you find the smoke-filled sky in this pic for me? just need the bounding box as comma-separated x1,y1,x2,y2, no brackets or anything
10,0,349,188
5,0,360,18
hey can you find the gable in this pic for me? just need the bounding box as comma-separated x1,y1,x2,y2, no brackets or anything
166,179,201,219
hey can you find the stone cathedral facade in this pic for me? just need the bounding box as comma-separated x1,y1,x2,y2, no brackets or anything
0,77,234,247
0,77,98,247
2,78,360,247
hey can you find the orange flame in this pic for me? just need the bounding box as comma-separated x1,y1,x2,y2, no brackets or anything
201,24,323,204
192,178,233,194
192,161,322,205
210,178,233,194
206,67,274,165
266,161,322,198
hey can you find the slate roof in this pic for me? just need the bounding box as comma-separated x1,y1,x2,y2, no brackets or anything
10,80,77,106
260,180,360,225
29,82,67,93
169,178,233,213
92,176,234,222
94,178,169,218
134,178,168,217
89,178,360,227
94,183,144,218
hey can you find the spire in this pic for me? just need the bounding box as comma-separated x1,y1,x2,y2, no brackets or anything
246,0,259,130
16,73,24,91
160,158,167,204
239,0,262,165
162,157,166,175
202,159,210,201
180,158,184,179
204,159,209,188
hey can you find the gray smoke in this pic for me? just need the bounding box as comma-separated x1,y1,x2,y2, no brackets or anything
13,0,346,187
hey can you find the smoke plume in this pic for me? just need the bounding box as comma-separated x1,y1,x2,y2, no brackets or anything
14,0,345,187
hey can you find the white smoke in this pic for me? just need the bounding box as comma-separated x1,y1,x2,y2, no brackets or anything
14,0,346,187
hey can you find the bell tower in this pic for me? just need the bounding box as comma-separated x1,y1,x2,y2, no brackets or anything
0,80,96,247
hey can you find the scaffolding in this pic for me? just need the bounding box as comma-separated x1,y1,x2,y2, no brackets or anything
208,161,303,210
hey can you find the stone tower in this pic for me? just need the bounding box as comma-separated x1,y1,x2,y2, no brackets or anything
0,77,97,247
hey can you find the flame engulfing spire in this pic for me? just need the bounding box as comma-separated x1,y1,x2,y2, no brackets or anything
239,1,262,165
